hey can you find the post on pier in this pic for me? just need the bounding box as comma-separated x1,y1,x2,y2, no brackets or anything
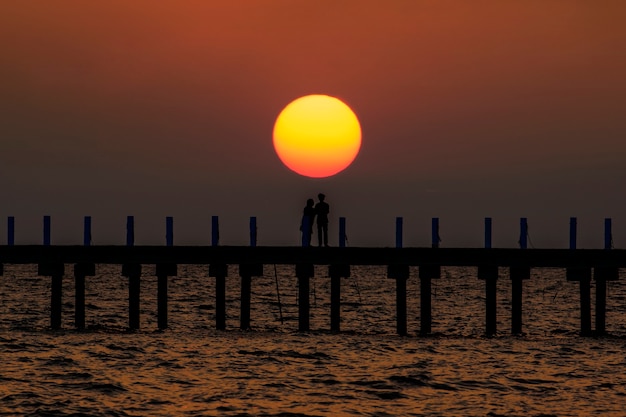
250,217,257,247
519,218,528,249
510,266,530,334
484,217,492,249
211,216,219,246
329,264,350,332
565,218,592,336
7,216,15,246
301,216,311,247
83,216,92,246
166,216,174,247
594,218,618,335
478,265,498,336
432,217,440,248
395,217,402,249
126,216,134,246
38,263,65,329
296,263,314,331
43,215,51,246
339,217,346,248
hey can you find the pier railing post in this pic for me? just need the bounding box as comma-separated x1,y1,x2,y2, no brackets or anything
43,215,51,246
329,264,350,332
250,217,257,247
84,216,92,246
166,216,174,247
594,218,618,335
296,263,314,331
211,216,219,246
7,216,15,246
478,265,498,336
566,219,592,336
339,217,346,248
519,218,527,249
126,216,134,247
484,217,492,249
432,217,439,248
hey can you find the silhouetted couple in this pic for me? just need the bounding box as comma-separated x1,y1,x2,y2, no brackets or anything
300,193,330,247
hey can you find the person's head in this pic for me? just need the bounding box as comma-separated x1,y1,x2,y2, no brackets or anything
318,193,325,201
306,198,314,207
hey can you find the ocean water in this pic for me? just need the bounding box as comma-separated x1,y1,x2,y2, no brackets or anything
2,264,626,416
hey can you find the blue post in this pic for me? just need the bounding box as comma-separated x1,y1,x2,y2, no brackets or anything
484,217,492,249
569,217,577,250
604,218,612,250
519,218,528,249
339,217,346,248
249,216,257,247
7,216,14,246
301,216,310,247
84,216,91,246
126,216,134,246
211,216,219,246
43,216,51,246
395,217,403,248
166,216,174,246
431,217,439,248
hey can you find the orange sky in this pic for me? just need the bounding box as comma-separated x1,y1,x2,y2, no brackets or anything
1,1,625,246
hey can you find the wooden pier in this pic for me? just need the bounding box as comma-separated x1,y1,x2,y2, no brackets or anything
0,216,623,336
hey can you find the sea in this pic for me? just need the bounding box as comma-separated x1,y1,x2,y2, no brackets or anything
2,264,626,416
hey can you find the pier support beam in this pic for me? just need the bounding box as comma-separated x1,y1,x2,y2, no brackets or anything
296,263,314,332
209,264,228,330
510,266,530,335
387,265,409,336
239,264,263,330
594,267,618,335
38,263,65,329
329,264,350,332
156,263,177,330
567,267,592,336
73,263,95,329
419,265,440,336
122,263,142,330
478,265,499,336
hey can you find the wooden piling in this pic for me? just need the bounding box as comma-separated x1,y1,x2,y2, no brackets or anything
209,264,228,330
73,263,95,329
156,263,177,330
329,264,350,332
596,278,606,334
567,267,592,335
38,263,64,329
510,266,530,334
478,265,498,336
387,265,409,336
239,264,262,330
122,263,141,330
419,265,440,335
296,263,314,331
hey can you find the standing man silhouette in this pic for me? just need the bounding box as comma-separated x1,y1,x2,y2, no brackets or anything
315,193,330,247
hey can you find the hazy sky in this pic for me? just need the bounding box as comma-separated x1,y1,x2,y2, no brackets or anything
1,1,625,247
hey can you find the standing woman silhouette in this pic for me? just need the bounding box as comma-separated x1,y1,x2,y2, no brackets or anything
315,193,330,247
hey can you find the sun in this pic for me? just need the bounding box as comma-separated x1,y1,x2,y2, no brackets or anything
273,95,362,178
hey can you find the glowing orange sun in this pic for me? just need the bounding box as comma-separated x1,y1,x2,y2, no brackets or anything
273,95,362,178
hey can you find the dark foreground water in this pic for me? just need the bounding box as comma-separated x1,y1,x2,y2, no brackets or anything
2,265,626,416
